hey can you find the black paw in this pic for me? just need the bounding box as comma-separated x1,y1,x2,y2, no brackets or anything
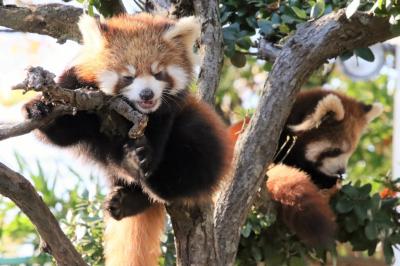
23,100,53,120
104,185,152,220
125,136,153,179
104,186,128,220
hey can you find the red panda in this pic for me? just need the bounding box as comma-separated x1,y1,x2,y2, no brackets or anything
23,14,232,266
230,89,383,247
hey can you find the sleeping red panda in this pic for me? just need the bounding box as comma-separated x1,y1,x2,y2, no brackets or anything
230,89,383,247
23,14,232,266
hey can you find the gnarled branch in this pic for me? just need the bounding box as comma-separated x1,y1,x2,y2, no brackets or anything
0,162,87,266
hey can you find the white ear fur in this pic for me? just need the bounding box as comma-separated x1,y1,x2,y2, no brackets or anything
78,14,104,50
289,94,345,132
163,16,201,50
365,103,383,123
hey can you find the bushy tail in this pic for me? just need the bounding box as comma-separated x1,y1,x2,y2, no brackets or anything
266,164,336,247
104,203,165,266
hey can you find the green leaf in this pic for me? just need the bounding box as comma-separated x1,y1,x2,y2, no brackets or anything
383,241,395,265
365,222,378,240
279,24,291,33
242,223,252,238
289,256,307,266
258,20,274,36
251,245,262,262
341,185,359,198
344,216,358,232
291,6,308,19
355,47,375,62
310,0,325,19
236,37,252,50
230,52,247,68
340,51,354,61
335,198,354,213
354,204,369,223
346,0,360,19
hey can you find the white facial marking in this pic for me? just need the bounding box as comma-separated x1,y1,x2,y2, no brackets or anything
305,140,332,162
98,70,119,95
167,65,189,92
305,140,352,177
319,153,351,177
122,75,167,113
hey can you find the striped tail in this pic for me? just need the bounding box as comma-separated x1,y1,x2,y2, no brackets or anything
266,164,336,247
104,203,166,266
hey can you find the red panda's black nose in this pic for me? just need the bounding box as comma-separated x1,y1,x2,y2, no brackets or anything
337,168,346,177
140,88,154,101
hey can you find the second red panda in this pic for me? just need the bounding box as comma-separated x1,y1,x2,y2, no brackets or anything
230,89,383,247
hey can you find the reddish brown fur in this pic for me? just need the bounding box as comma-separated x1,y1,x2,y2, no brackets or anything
288,89,371,153
104,204,165,266
76,14,194,85
267,164,336,247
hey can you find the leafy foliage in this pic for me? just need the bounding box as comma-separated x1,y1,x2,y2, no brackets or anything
0,156,105,265
333,181,400,265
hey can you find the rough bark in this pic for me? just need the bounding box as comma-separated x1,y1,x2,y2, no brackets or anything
214,10,394,266
167,204,218,266
258,38,281,63
0,4,82,43
0,162,87,266
192,0,224,104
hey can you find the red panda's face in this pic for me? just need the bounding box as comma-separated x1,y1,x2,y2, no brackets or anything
287,91,383,179
97,61,189,113
74,14,200,113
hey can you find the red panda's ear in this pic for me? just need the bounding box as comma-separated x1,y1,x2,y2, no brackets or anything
364,102,383,123
163,16,201,51
78,15,105,50
289,94,345,132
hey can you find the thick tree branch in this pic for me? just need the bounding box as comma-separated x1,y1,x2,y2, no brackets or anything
0,162,87,266
0,4,82,43
192,0,224,104
214,10,394,265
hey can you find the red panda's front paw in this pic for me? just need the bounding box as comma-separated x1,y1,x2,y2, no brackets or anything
125,137,154,179
22,100,53,120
